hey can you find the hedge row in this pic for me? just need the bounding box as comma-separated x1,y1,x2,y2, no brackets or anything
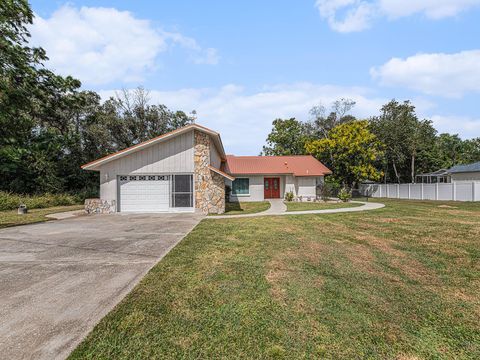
0,192,83,211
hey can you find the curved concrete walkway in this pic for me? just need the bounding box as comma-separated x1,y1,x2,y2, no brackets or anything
209,199,385,219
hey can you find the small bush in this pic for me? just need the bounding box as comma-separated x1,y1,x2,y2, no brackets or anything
285,191,294,202
0,191,82,211
338,187,352,202
318,177,341,200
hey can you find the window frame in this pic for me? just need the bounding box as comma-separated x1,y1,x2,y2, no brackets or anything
171,174,194,208
232,178,250,196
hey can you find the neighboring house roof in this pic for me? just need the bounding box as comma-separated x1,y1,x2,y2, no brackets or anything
448,161,480,174
225,155,331,177
82,123,225,170
417,169,449,177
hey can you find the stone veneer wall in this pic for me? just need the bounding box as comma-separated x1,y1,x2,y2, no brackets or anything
84,198,116,214
194,130,225,214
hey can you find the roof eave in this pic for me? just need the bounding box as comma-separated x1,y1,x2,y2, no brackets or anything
81,124,226,170
209,165,235,181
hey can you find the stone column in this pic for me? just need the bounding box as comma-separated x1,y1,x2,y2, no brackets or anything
194,130,225,214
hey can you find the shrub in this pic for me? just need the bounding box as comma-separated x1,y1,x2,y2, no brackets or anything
0,192,83,211
318,177,341,201
338,187,352,202
285,191,294,202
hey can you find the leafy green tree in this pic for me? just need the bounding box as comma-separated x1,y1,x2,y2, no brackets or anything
0,0,82,193
461,138,480,164
305,120,384,187
102,88,192,149
262,118,310,155
434,133,466,169
370,100,436,183
0,1,193,195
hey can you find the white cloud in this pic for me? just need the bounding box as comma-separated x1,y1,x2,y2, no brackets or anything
379,0,480,19
30,5,218,85
100,83,480,151
315,0,376,32
315,0,480,32
431,115,480,138
100,83,386,154
162,32,220,65
371,50,480,97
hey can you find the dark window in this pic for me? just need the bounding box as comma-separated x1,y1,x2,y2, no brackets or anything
232,178,249,195
174,175,191,192
172,174,193,208
173,193,192,207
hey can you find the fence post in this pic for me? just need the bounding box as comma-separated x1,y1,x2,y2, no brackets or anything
386,185,389,198
421,183,424,200
435,183,439,200
473,182,476,202
452,182,456,201
408,183,411,199
396,184,399,198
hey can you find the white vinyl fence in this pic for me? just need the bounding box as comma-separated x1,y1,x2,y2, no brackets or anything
359,182,480,202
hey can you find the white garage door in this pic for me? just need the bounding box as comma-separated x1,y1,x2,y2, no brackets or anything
119,175,170,212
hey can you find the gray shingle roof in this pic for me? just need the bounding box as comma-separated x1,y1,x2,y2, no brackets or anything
448,161,480,173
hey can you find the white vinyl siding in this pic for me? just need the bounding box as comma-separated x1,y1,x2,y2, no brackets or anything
297,177,317,197
210,143,222,168
229,175,264,201
285,175,296,197
451,172,480,181
99,131,194,205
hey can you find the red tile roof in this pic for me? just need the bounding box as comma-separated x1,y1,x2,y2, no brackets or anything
225,155,331,177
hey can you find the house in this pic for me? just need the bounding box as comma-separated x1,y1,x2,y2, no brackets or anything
415,169,450,184
415,162,480,184
225,155,331,202
448,161,480,182
82,123,331,214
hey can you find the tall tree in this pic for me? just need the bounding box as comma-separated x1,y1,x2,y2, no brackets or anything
305,120,384,187
262,118,310,155
306,98,356,138
459,138,480,164
0,1,194,195
434,133,465,169
370,100,436,183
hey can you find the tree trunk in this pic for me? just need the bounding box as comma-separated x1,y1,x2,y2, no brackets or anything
411,154,415,183
392,161,400,184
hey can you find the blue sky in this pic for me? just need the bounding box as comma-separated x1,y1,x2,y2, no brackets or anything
29,1,480,154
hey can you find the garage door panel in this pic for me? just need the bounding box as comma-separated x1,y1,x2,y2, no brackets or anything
119,177,170,212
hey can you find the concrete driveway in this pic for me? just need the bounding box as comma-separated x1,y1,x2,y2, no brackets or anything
0,212,203,360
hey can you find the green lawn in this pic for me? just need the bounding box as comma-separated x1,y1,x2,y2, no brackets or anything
209,201,270,216
0,205,84,229
285,200,363,212
70,199,480,359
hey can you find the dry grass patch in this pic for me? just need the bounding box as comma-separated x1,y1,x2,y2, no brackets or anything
70,199,480,360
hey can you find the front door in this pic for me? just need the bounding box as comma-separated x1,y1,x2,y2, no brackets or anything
264,177,280,199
